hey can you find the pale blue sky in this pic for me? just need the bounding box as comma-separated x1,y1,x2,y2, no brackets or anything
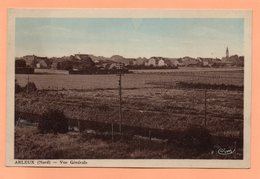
15,18,244,58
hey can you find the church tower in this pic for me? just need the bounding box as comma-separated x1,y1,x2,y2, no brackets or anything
226,47,229,59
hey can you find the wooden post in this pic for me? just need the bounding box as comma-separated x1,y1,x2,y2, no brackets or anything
117,63,123,134
108,109,114,141
111,122,114,141
16,117,21,127
234,141,237,159
77,119,80,132
149,130,151,141
203,89,207,127
27,74,29,94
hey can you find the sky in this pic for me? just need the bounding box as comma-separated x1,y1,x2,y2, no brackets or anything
15,18,244,58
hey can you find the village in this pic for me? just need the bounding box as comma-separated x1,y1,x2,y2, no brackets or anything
15,47,244,74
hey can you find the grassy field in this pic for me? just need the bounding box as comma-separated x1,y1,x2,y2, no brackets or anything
14,68,244,159
15,127,242,159
15,68,243,90
15,68,243,134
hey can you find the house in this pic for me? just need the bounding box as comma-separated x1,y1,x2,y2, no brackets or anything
131,59,138,66
197,57,212,67
36,60,48,69
158,59,165,66
146,58,156,67
70,54,95,71
74,54,95,68
108,63,123,70
22,55,49,68
22,55,37,67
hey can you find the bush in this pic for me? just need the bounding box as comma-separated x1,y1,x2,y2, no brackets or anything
38,109,68,134
24,82,37,92
15,80,23,93
182,125,212,152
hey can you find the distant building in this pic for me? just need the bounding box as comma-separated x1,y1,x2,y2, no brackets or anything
72,54,95,69
36,60,48,69
22,55,48,68
202,60,209,67
226,47,229,58
136,57,147,66
222,46,230,61
146,58,156,66
158,59,165,66
22,55,37,67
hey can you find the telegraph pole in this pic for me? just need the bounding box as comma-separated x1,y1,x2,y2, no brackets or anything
203,89,207,127
117,63,123,134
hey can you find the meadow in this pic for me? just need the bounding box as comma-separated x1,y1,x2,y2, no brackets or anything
14,68,244,159
15,68,244,136
15,68,243,90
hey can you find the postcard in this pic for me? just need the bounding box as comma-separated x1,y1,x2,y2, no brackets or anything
6,9,252,168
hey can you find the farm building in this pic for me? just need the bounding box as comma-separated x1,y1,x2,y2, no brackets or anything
36,60,48,69
145,58,156,67
22,55,37,67
22,55,49,68
73,54,95,67
158,59,165,66
108,63,118,70
147,57,167,67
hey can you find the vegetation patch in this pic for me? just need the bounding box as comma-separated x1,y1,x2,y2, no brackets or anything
24,82,37,92
15,80,37,93
176,81,243,91
181,125,212,152
15,80,23,93
38,109,68,134
15,126,242,159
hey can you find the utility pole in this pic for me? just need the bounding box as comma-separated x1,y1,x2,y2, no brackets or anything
203,89,207,127
117,63,123,134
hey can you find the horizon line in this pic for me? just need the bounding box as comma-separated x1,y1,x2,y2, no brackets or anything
15,53,244,60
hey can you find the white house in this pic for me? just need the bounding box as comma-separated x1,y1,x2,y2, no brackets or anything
36,60,48,69
146,58,156,66
158,59,166,66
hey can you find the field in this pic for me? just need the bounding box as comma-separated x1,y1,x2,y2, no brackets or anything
15,68,244,159
15,127,242,159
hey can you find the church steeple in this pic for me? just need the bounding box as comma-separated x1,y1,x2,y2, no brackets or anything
226,46,229,58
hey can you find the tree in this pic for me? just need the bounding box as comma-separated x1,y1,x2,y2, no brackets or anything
15,59,26,68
